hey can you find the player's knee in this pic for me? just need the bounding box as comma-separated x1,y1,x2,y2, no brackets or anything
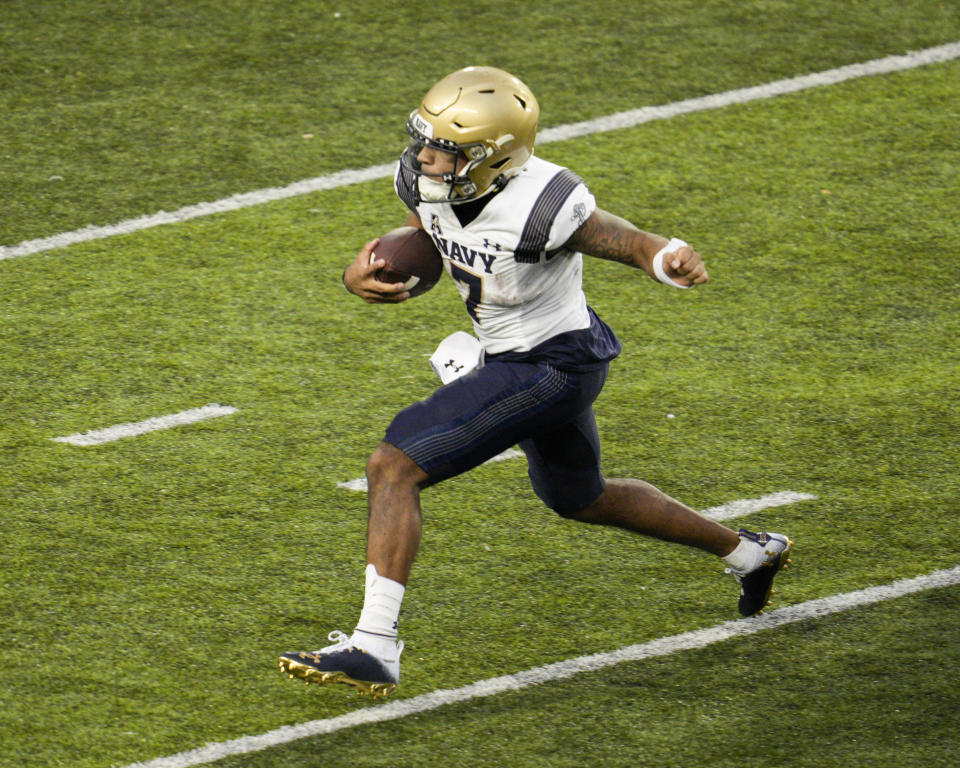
553,503,586,519
366,442,423,490
532,480,606,520
531,485,600,519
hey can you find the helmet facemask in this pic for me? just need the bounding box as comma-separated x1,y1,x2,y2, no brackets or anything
401,117,493,203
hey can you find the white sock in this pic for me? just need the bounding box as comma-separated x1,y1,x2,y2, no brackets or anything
354,563,405,654
722,537,763,574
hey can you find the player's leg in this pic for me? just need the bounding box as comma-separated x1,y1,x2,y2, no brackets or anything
364,441,427,586
524,405,792,616
278,443,424,698
574,482,793,616
572,478,739,555
281,360,591,695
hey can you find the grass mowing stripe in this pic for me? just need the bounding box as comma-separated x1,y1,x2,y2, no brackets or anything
118,565,960,768
51,404,237,446
3,41,959,263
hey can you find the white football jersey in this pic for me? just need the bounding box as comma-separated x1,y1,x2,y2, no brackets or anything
396,155,597,354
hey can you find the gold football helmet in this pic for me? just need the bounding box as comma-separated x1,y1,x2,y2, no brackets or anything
400,66,539,203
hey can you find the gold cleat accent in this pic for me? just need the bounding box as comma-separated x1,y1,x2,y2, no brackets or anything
278,656,397,700
368,683,395,700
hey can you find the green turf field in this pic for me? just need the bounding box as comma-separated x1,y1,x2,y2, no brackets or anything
2,2,959,767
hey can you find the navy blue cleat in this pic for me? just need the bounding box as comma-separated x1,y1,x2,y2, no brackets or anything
279,631,403,699
727,529,793,617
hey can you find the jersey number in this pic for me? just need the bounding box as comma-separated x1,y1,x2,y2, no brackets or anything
449,264,483,323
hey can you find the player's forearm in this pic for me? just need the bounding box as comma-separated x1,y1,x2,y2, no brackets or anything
566,208,668,277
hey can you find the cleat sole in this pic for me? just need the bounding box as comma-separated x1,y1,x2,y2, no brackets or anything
278,657,396,700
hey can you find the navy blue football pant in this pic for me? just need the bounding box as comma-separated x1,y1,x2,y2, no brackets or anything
383,359,608,516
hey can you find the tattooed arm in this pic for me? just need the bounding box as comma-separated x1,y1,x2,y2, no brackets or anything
564,209,708,287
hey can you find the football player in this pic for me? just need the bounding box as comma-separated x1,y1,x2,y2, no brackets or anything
279,67,792,698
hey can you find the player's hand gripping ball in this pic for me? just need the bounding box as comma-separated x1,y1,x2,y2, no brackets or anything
371,227,443,297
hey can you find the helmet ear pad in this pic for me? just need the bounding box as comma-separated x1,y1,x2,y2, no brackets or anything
408,66,539,202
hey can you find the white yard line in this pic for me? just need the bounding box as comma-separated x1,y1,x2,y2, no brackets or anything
536,41,960,144
3,42,958,262
120,564,960,768
51,404,237,446
701,491,817,521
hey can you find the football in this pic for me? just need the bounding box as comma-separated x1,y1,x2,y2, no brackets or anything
371,226,443,297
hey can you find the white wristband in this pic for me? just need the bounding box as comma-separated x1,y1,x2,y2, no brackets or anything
651,238,690,289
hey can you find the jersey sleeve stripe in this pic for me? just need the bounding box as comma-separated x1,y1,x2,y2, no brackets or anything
514,169,584,263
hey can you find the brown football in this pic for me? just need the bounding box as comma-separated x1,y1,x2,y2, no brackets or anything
371,226,443,297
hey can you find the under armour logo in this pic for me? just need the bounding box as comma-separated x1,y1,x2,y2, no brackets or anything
482,238,503,251
443,359,464,372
